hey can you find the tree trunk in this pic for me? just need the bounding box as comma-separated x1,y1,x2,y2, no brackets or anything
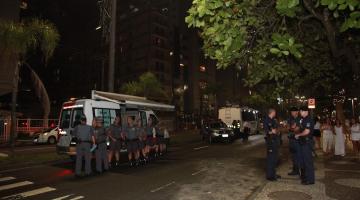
10,61,19,157
335,102,345,123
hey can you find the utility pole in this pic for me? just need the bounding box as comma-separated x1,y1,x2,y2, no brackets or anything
108,0,116,92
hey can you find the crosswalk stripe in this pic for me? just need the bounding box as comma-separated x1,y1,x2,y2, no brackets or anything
52,194,73,200
0,177,15,182
2,186,56,199
0,181,33,191
68,196,84,200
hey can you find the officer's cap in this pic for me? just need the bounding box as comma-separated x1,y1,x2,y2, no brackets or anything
290,107,299,112
300,106,309,111
80,115,87,121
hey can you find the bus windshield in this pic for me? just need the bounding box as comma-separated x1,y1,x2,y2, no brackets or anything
59,109,71,129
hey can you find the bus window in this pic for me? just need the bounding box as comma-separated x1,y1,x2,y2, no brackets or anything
71,108,84,128
93,108,114,128
149,114,158,125
102,109,111,128
110,109,117,125
140,111,147,127
59,109,71,129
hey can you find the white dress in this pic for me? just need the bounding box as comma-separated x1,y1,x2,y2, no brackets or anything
351,124,360,141
334,126,346,156
322,127,334,152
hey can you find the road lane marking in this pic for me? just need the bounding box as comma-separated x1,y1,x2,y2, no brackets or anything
0,177,15,182
150,181,176,193
0,181,33,191
191,169,207,176
2,186,56,199
52,194,73,200
68,196,84,200
0,165,43,173
193,146,208,150
14,146,55,152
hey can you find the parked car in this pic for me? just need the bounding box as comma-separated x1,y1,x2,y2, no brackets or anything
200,120,235,144
33,127,58,144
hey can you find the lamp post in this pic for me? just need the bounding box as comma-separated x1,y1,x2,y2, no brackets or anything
348,97,357,117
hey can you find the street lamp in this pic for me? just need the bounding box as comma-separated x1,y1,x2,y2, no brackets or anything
348,97,358,117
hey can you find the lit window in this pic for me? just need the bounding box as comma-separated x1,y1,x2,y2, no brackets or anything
199,81,207,89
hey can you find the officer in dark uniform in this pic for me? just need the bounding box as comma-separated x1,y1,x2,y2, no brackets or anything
287,107,301,176
264,108,281,181
296,106,315,185
73,116,95,177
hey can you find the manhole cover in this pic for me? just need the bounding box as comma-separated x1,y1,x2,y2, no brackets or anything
335,178,360,188
268,191,312,200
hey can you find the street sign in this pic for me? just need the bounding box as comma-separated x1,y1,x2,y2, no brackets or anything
308,98,315,109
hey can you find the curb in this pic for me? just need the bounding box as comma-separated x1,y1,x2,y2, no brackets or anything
0,152,8,158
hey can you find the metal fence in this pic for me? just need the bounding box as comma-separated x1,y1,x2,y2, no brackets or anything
0,118,58,143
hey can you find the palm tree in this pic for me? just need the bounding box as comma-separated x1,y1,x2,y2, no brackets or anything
0,19,59,153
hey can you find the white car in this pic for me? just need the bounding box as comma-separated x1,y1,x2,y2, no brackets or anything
33,127,58,144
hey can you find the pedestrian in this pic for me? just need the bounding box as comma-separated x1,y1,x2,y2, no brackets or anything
73,116,95,177
164,127,170,147
321,118,334,155
313,117,321,149
243,121,251,141
156,123,166,156
93,117,109,173
264,108,281,181
124,117,140,166
287,107,300,176
107,116,122,167
334,119,346,157
296,106,315,185
350,118,360,157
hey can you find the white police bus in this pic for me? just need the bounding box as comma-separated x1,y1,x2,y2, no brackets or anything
56,90,174,157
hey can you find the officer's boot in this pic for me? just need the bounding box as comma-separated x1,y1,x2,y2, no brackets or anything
300,168,306,183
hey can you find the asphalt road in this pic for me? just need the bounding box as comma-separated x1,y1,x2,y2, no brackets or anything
0,133,267,200
0,144,56,155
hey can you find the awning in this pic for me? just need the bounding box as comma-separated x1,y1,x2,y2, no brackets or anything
91,90,175,111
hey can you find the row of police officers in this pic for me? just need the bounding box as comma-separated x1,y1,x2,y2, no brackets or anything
264,106,315,185
72,115,164,177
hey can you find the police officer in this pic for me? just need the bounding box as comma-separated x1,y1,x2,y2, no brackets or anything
264,108,281,181
124,117,140,166
145,116,157,159
296,106,315,185
287,107,301,176
156,123,166,156
135,117,146,164
73,116,95,177
107,116,122,167
93,117,109,173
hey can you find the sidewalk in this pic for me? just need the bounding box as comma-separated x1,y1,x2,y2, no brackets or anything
252,143,360,200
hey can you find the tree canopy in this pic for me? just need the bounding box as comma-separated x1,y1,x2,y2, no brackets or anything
121,72,168,101
186,0,360,109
